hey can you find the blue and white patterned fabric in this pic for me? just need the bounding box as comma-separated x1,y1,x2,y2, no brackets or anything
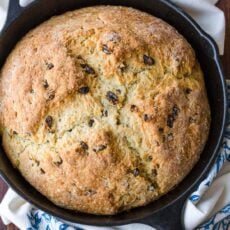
21,84,230,230
27,209,83,230
197,205,230,230
187,84,230,230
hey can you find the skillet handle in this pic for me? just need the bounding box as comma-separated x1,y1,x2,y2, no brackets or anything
138,193,188,230
4,0,22,31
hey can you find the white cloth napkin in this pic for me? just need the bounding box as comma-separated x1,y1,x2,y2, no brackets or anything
172,0,225,55
0,0,8,31
0,0,229,230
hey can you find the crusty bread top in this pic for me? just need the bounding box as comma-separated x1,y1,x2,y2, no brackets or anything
0,6,210,214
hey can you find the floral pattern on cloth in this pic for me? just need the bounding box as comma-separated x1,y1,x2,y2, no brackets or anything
27,207,83,230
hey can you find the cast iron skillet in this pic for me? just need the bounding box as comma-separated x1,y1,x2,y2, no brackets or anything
0,0,227,229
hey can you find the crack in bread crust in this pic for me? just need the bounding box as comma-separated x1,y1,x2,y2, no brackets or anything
0,6,210,214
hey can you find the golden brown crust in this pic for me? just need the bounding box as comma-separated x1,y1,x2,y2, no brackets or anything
0,6,210,214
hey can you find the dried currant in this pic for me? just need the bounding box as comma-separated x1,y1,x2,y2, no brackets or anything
167,105,180,128
46,62,54,70
45,115,53,128
54,157,63,166
172,105,180,117
167,115,174,128
185,88,192,94
144,114,149,122
106,91,118,105
80,64,95,74
80,141,89,151
143,54,155,65
102,109,108,117
148,155,153,161
158,127,164,133
47,91,55,101
88,119,94,127
43,80,49,89
130,104,138,112
133,168,140,177
78,86,90,94
102,44,112,54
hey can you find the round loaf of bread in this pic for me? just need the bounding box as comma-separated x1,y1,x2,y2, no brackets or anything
0,6,210,214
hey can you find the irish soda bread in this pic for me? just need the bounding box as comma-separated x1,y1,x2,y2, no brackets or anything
0,6,210,214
